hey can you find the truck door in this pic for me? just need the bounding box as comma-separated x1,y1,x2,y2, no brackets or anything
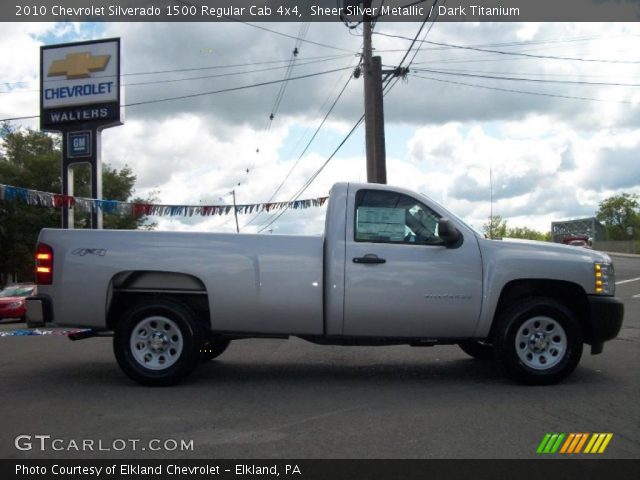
343,188,483,338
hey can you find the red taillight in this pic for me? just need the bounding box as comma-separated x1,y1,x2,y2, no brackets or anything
35,243,53,285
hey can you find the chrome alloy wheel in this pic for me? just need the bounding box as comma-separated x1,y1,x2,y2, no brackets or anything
515,316,567,370
130,316,183,370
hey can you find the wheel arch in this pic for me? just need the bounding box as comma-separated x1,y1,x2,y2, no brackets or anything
489,279,592,343
106,271,211,331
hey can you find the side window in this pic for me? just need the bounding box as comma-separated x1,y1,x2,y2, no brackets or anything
355,190,443,245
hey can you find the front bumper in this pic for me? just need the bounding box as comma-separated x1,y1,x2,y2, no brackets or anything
25,295,53,328
586,295,624,353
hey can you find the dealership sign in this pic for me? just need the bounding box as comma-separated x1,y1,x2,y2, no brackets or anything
40,38,121,129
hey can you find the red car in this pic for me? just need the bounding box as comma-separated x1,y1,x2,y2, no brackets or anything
0,284,36,322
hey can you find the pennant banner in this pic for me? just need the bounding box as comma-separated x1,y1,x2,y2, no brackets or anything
0,328,91,337
0,183,329,218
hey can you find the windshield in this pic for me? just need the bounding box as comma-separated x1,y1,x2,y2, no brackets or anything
0,286,35,298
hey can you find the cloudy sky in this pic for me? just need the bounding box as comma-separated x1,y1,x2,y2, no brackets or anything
1,16,639,235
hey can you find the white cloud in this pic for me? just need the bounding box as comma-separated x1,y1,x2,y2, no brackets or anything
1,21,640,237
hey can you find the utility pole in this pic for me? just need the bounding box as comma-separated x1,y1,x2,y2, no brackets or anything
489,165,494,239
231,190,240,233
362,0,387,184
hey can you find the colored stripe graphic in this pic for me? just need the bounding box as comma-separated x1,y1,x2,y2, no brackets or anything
598,433,613,453
538,433,613,454
585,433,614,454
537,433,565,454
537,434,552,454
560,433,576,453
550,433,565,453
573,433,589,454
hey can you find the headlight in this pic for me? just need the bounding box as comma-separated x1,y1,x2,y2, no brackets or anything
594,262,615,295
9,301,23,308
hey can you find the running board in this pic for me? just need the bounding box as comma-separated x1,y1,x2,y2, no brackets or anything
68,330,114,341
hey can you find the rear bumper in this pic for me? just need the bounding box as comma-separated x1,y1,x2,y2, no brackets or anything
586,295,624,353
0,306,26,319
25,295,53,327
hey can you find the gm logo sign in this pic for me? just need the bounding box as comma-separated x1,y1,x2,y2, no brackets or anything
537,433,613,454
68,131,92,158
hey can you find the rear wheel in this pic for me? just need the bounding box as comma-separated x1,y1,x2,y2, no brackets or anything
113,299,204,386
458,339,494,360
494,297,583,385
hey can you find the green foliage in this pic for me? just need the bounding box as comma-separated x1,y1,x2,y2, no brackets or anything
482,215,549,241
596,193,640,240
482,215,507,239
506,226,551,242
70,163,157,230
0,125,153,284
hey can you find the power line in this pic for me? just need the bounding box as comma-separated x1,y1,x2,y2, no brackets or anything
405,65,640,79
256,114,365,233
402,0,440,69
373,32,640,64
0,55,353,95
124,65,353,107
0,67,353,122
254,7,440,233
388,0,441,76
237,21,358,54
262,22,311,137
409,73,638,105
173,0,357,54
245,71,355,229
387,33,630,53
412,67,640,87
255,63,406,233
0,54,353,89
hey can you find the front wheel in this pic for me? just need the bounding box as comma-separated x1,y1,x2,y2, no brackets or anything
494,297,583,385
113,299,204,386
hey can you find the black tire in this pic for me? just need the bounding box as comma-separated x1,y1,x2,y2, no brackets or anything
458,339,494,360
200,337,231,362
113,299,204,386
494,296,583,385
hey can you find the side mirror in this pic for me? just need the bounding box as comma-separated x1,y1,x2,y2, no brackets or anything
438,218,461,246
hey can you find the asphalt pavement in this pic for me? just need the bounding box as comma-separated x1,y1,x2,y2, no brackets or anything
0,253,638,460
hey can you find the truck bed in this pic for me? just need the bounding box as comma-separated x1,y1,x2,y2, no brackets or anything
38,228,325,334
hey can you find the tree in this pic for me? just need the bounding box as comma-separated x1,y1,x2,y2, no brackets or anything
481,215,550,241
482,215,507,239
71,163,157,230
596,193,640,240
0,125,153,284
506,226,551,242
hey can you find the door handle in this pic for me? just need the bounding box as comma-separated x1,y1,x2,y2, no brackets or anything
353,254,386,264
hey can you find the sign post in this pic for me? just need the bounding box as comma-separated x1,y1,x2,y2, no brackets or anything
40,38,123,229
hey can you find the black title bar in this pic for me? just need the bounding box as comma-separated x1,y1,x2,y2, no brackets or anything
5,0,640,22
4,459,640,480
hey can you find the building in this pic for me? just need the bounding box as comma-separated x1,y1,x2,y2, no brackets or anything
551,217,606,243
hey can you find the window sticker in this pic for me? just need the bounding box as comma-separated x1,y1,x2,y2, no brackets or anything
357,207,406,242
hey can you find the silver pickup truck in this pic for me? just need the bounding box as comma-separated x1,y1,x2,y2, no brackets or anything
26,182,623,386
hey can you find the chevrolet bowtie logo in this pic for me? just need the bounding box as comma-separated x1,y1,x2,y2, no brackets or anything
48,52,111,80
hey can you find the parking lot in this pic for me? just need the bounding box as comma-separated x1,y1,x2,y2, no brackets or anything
0,253,638,460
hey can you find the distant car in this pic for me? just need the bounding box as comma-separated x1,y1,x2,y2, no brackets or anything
0,284,37,322
568,239,592,249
